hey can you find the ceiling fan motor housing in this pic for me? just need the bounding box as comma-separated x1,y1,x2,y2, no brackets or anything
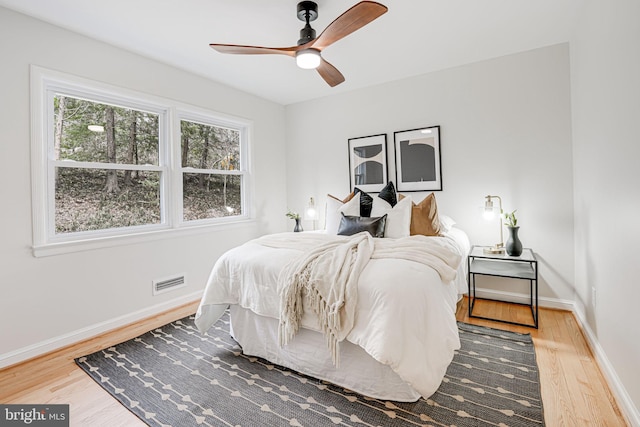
297,1,318,45
297,1,318,22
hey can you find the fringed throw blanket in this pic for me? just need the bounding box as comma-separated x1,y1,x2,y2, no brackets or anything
269,232,460,366
278,232,374,365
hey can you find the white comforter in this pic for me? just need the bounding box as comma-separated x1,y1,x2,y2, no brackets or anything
195,230,467,399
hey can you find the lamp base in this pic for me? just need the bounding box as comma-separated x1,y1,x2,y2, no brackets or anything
484,246,505,255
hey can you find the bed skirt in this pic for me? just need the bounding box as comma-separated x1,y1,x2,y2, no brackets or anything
228,305,421,402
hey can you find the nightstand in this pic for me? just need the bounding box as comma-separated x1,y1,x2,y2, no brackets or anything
467,245,538,328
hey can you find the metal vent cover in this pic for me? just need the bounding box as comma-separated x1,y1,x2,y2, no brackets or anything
152,274,186,295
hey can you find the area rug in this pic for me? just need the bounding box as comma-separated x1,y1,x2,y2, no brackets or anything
76,312,544,427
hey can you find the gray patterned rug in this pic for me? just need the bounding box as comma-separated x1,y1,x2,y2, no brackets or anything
76,311,544,426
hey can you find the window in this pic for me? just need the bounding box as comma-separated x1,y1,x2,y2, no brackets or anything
53,95,162,234
31,67,251,256
180,118,244,221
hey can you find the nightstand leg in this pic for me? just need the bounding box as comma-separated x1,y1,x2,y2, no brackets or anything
467,258,472,317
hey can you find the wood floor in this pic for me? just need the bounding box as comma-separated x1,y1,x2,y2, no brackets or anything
0,298,629,426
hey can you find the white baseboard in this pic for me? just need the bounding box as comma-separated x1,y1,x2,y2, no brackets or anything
0,290,203,369
572,304,640,427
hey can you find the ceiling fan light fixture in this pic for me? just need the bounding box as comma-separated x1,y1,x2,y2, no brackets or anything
296,48,321,69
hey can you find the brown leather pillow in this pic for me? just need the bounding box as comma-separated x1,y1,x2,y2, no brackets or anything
402,192,441,236
328,192,355,204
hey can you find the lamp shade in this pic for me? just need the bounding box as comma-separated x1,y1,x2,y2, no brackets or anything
482,195,505,254
304,197,318,220
296,49,321,69
483,198,498,220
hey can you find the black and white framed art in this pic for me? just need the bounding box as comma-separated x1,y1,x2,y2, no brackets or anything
394,125,442,192
347,133,388,193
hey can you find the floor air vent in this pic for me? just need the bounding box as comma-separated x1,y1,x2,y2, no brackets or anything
152,274,186,296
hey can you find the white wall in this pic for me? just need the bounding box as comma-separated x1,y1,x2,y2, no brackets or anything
0,7,287,366
285,44,575,304
571,0,640,423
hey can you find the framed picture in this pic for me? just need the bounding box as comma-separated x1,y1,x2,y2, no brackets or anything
394,125,442,191
347,133,388,193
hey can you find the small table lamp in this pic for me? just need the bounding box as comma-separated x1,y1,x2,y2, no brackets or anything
305,197,318,230
483,195,505,254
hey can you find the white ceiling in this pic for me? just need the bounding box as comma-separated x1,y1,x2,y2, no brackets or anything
0,0,582,105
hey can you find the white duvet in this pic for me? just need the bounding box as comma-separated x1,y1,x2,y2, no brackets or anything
195,230,468,399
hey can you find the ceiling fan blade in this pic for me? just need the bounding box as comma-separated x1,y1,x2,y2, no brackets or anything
316,58,345,87
310,1,388,50
210,44,300,57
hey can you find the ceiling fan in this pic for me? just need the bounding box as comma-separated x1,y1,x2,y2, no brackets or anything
209,1,388,87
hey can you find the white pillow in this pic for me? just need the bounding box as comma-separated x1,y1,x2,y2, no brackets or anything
339,192,361,216
325,193,361,234
325,196,343,235
439,215,456,233
370,195,412,238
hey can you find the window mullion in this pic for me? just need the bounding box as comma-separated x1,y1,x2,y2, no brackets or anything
51,160,163,172
181,167,244,176
166,107,182,228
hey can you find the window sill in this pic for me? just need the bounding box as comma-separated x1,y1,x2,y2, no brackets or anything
32,218,256,257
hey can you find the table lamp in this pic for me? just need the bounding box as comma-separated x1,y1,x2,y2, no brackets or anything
483,195,505,254
304,197,318,230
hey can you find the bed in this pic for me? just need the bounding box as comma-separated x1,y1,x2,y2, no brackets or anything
195,190,470,402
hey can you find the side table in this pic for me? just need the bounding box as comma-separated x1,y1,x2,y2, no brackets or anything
467,245,538,328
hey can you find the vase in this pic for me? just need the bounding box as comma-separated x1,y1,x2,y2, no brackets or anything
293,218,303,232
505,226,523,256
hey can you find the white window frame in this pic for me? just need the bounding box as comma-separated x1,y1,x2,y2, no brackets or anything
30,66,253,257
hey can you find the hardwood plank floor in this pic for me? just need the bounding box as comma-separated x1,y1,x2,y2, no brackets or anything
0,298,629,426
458,297,627,426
